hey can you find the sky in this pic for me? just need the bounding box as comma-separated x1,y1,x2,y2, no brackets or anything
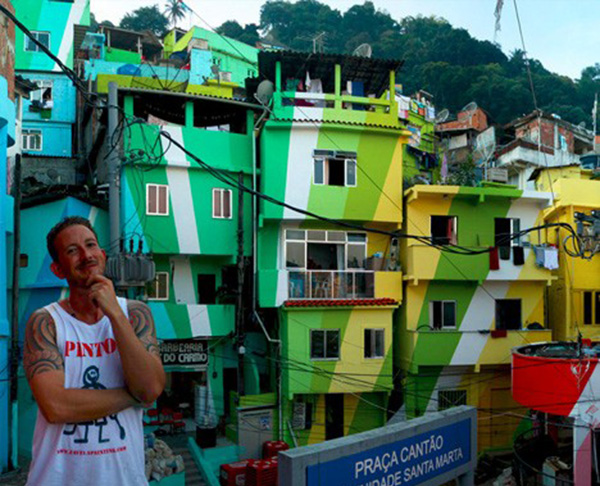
92,0,600,81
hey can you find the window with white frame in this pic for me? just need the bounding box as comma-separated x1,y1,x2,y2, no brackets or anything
430,300,457,330
364,329,385,359
146,184,169,216
313,149,357,187
22,130,42,151
147,272,169,300
25,31,50,52
284,229,367,270
212,188,232,219
30,80,54,107
310,329,340,360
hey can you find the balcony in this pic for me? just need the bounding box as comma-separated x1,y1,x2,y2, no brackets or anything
288,270,375,300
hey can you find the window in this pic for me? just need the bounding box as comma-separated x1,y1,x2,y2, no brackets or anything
25,31,50,52
430,301,456,329
147,272,169,300
495,218,521,247
313,150,358,187
431,215,457,245
495,299,522,330
364,329,385,359
146,184,169,215
284,229,367,270
22,130,42,151
438,390,467,411
30,80,54,108
213,188,232,219
310,329,340,360
583,291,600,325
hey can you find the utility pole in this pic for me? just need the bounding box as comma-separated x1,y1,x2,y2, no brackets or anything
107,82,120,256
236,172,245,398
593,92,598,152
8,155,21,471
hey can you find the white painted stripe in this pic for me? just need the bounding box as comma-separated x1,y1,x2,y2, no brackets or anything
162,126,190,167
171,257,196,304
167,167,200,254
276,270,288,306
283,115,323,219
188,305,212,337
54,0,87,71
450,282,510,366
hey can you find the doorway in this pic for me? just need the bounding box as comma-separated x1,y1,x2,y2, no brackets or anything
325,394,344,440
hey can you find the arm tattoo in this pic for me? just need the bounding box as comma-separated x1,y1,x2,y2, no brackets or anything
128,301,160,357
23,310,64,381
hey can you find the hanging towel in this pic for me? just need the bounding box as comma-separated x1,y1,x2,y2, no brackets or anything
499,246,511,260
489,247,500,270
544,247,559,270
513,246,525,265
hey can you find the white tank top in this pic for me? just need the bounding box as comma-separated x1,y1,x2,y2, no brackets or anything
27,298,147,486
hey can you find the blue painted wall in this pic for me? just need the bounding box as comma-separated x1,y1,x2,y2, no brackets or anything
16,198,107,458
21,73,75,157
189,49,213,86
0,75,15,473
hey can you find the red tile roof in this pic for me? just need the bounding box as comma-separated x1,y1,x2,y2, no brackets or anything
284,298,398,308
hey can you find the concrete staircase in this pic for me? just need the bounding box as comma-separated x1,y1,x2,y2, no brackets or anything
172,446,206,486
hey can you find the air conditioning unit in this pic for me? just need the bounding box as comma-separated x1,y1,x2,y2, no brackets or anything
219,71,232,83
188,38,209,51
487,167,508,183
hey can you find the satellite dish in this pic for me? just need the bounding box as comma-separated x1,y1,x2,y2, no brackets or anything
353,43,372,58
578,121,587,129
461,101,478,113
211,63,220,78
435,109,450,124
256,80,275,106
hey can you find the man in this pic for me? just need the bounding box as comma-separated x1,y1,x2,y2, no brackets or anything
24,216,165,485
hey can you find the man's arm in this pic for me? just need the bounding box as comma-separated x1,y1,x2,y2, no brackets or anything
108,300,165,404
24,309,138,424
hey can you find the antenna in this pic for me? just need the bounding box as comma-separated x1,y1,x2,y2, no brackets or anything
353,43,372,58
435,109,450,124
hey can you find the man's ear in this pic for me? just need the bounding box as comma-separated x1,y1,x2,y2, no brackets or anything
50,261,65,280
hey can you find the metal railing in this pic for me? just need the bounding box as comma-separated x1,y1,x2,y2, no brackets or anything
288,270,375,300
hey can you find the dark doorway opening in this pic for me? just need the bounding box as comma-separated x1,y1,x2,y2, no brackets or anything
198,274,217,304
325,394,344,440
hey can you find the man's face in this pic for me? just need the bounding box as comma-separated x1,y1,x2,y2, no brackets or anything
50,224,106,286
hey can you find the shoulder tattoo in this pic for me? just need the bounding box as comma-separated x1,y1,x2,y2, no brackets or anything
23,309,64,381
128,301,160,357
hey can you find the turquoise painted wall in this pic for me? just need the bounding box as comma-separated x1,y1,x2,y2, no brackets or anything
0,75,15,473
14,0,90,71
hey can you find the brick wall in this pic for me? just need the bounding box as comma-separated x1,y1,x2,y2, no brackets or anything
0,0,15,100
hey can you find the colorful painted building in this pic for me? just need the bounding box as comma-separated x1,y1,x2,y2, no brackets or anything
398,89,438,183
84,25,258,99
254,51,408,446
116,86,264,431
399,183,555,451
13,0,89,178
531,167,600,342
0,0,15,471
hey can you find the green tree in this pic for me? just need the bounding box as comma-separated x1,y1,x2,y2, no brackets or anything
120,5,169,37
216,20,261,46
164,0,186,28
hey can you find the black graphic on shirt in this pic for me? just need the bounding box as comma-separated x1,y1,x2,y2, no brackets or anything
63,366,126,444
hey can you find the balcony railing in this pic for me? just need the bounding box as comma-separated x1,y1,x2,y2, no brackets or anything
288,270,375,300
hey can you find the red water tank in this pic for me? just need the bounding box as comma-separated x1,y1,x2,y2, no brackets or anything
246,459,278,486
220,459,255,486
262,440,290,459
